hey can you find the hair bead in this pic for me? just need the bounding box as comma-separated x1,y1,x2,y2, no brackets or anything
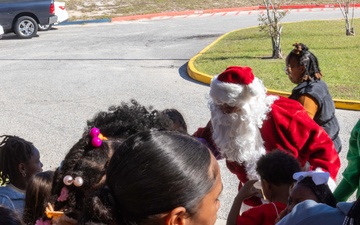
91,137,102,148
63,175,74,186
74,176,84,187
89,127,107,147
89,128,100,138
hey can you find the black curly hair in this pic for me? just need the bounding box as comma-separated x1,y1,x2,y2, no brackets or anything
286,42,322,81
256,150,301,186
50,99,182,221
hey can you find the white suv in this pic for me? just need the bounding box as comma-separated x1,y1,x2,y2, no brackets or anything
0,24,4,39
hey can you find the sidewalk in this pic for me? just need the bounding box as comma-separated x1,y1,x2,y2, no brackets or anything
216,219,227,225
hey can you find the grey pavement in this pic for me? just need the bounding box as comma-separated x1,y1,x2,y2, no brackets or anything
0,6,359,221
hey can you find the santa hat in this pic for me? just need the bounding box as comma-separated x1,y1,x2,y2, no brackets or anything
210,66,266,105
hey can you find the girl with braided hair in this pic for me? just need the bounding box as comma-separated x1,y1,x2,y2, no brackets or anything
276,198,360,225
276,193,360,225
0,135,43,217
286,171,337,212
275,171,337,224
285,43,342,153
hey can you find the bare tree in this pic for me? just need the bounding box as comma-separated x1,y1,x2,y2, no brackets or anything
337,0,355,35
258,0,288,59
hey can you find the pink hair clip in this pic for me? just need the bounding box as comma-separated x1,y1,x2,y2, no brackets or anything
89,127,108,147
57,186,69,202
35,218,52,225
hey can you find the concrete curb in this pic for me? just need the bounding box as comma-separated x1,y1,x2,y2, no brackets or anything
186,9,360,111
59,18,111,26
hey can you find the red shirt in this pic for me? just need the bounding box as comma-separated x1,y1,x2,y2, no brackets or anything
237,202,286,225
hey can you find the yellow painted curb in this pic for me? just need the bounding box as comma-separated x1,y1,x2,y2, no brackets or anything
187,29,360,111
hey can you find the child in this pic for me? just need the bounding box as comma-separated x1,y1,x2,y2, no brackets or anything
276,170,337,222
334,119,360,201
287,171,337,211
285,43,341,152
79,130,222,225
49,100,182,223
23,170,54,225
0,135,43,216
276,199,357,225
226,150,301,225
276,195,359,225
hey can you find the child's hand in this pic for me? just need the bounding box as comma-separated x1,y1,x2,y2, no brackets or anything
227,180,261,225
275,206,289,223
236,180,261,201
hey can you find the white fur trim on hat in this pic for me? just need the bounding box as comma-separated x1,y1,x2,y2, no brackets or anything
210,76,266,106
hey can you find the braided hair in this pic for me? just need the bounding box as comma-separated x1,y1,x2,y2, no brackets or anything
297,177,337,207
0,135,35,185
286,43,323,81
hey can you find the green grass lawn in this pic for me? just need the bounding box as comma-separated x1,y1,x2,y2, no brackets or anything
193,19,360,100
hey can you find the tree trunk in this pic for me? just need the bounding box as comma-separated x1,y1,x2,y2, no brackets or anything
337,0,355,36
271,25,283,59
264,0,283,58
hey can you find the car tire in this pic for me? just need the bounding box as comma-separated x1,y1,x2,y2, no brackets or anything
14,16,38,39
38,24,53,31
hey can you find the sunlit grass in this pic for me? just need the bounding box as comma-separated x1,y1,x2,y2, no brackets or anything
193,19,360,100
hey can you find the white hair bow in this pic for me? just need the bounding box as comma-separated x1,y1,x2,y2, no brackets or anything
293,171,330,185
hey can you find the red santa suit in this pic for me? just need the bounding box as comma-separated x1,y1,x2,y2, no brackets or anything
193,66,340,206
236,202,286,225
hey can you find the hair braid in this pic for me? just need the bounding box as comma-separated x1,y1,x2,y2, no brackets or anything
288,43,322,81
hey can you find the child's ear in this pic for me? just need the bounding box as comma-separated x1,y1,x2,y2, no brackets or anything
165,207,189,225
18,163,26,177
262,179,272,193
300,65,306,74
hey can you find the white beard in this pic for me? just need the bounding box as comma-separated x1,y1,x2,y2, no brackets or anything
210,94,278,180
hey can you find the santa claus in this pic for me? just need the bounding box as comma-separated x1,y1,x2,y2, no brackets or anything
193,66,340,206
